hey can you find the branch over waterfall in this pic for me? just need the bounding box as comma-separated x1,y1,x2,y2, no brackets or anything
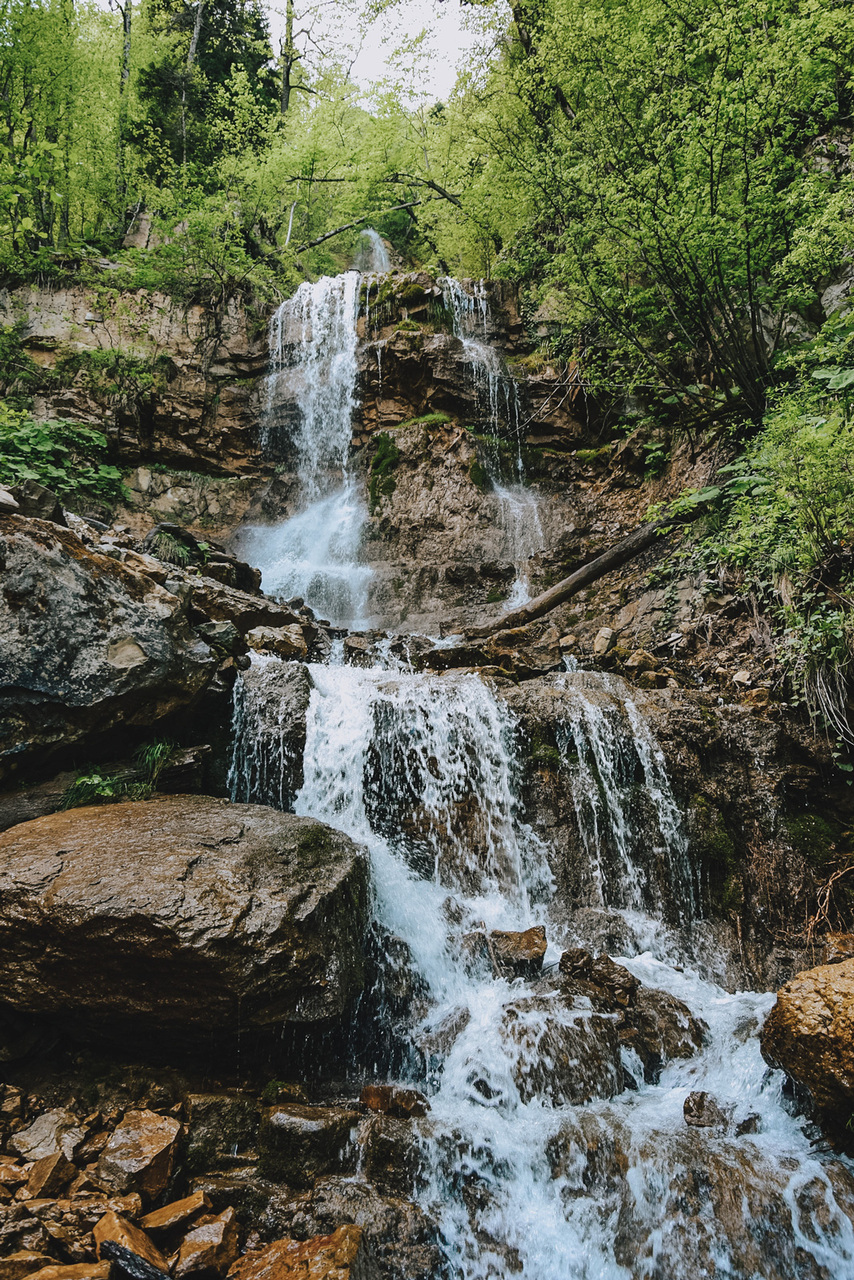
465,512,704,639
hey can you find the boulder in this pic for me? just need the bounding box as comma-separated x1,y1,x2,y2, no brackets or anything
683,1091,732,1129
30,1267,110,1280
8,1110,85,1163
228,1225,378,1280
499,995,623,1105
97,1111,181,1200
0,797,369,1050
174,1208,239,1278
245,626,308,660
0,1253,57,1280
359,1086,428,1120
184,1096,258,1174
258,1105,360,1187
26,1151,74,1199
93,1213,168,1271
760,958,854,1119
140,1192,211,1237
0,516,216,778
489,926,547,978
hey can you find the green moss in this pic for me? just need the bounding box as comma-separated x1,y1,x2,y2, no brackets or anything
394,319,422,333
397,281,427,302
470,459,489,490
785,814,841,867
394,411,452,430
297,825,332,857
690,796,741,914
486,586,508,604
575,447,612,464
369,432,401,513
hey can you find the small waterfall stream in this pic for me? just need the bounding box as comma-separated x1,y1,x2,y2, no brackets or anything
229,658,854,1280
234,269,371,627
440,277,544,606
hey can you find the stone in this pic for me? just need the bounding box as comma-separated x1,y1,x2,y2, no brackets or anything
245,626,309,660
357,1115,424,1199
558,634,577,651
359,1086,428,1120
489,926,547,978
0,1252,57,1280
185,1096,258,1174
97,1111,181,1200
620,987,705,1083
0,516,217,778
8,1111,84,1163
683,1090,731,1128
174,1208,239,1278
98,1242,168,1280
821,932,854,965
499,996,623,1106
559,950,639,1007
760,958,854,1119
9,481,66,525
0,797,369,1049
732,669,752,686
30,1267,111,1280
593,627,614,656
195,621,242,653
623,649,657,672
27,1152,74,1199
227,1225,378,1280
0,487,19,513
93,1213,168,1271
190,579,301,635
140,1192,211,1236
258,1105,360,1188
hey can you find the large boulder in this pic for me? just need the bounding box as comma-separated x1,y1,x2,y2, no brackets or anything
0,516,216,778
760,958,854,1122
0,797,369,1052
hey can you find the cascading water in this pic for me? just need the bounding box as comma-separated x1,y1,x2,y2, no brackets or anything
233,268,371,626
441,277,544,606
229,657,854,1280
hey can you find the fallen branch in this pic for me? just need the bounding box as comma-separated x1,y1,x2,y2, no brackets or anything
466,513,701,639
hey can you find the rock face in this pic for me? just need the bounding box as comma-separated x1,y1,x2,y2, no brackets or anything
760,958,854,1120
0,515,216,779
0,797,369,1051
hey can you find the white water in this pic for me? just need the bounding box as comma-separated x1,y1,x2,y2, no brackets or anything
440,277,544,607
229,657,854,1280
233,269,371,627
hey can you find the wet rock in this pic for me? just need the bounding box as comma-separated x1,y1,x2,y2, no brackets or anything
821,932,854,965
0,798,369,1050
190,579,301,635
98,1242,168,1280
174,1208,239,1278
26,1152,74,1199
227,1225,378,1280
622,987,705,1083
97,1110,181,1200
489,926,547,978
245,626,308,660
258,1105,360,1187
359,1086,428,1120
760,957,854,1120
683,1091,732,1128
185,1096,258,1174
0,1252,57,1280
8,1110,85,1163
499,995,623,1105
357,1114,424,1199
559,950,639,1007
270,1178,441,1280
0,516,217,779
93,1213,168,1271
29,1266,110,1280
140,1191,211,1237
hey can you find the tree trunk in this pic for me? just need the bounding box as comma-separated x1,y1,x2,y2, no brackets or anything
466,517,693,639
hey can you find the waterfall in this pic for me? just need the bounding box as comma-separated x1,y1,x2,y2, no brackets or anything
233,270,372,627
229,657,854,1280
440,277,544,606
355,228,391,274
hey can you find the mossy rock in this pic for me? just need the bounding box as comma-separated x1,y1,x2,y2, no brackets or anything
689,795,742,914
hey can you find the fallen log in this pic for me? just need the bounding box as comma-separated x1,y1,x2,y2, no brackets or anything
466,514,695,639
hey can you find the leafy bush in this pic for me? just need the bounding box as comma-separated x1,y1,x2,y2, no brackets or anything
0,404,126,506
61,739,177,809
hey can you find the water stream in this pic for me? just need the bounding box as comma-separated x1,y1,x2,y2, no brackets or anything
229,657,854,1280
440,277,544,606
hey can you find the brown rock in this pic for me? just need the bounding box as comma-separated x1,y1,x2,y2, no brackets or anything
174,1208,239,1278
0,1252,57,1280
559,950,639,1008
97,1110,180,1200
140,1191,211,1236
760,958,854,1117
228,1225,377,1280
30,1267,111,1280
258,1105,361,1187
0,798,368,1048
499,996,623,1105
245,626,308,660
683,1091,731,1128
27,1152,74,1199
93,1212,168,1271
489,926,547,978
8,1111,85,1163
821,932,854,966
359,1086,428,1120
